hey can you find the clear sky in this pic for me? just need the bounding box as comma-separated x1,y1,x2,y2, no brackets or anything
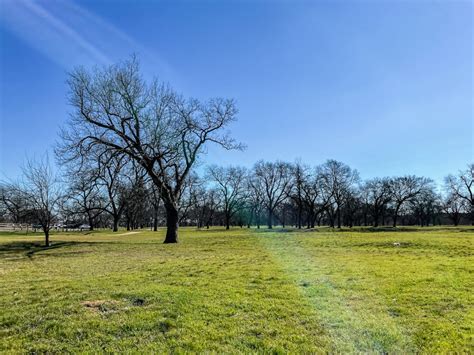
0,0,472,184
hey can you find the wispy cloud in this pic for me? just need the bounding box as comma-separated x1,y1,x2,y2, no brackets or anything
0,0,175,80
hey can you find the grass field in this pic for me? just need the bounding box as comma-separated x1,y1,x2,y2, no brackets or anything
0,227,472,353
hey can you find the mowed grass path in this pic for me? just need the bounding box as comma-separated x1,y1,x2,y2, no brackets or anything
0,227,472,353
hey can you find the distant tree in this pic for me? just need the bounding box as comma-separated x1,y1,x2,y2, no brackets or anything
0,184,29,225
250,161,292,229
17,157,61,246
445,164,474,225
195,188,219,229
122,165,149,230
207,165,247,230
410,188,440,227
149,182,162,232
300,167,332,228
442,193,466,226
319,160,359,228
58,57,242,243
96,152,128,232
289,162,307,229
362,178,392,227
342,189,363,227
246,177,265,229
178,174,203,225
64,170,104,230
390,176,431,227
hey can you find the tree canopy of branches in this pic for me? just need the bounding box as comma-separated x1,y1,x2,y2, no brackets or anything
319,160,359,228
207,165,248,230
1,157,61,246
445,164,474,224
58,57,242,243
250,161,292,229
390,175,432,227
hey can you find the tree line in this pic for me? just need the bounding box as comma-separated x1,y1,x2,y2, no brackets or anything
0,58,473,246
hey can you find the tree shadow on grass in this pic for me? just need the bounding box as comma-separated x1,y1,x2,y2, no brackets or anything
0,241,93,260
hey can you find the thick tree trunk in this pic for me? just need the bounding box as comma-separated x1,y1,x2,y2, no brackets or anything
44,229,50,247
112,216,119,232
393,205,400,227
373,213,379,227
164,203,179,243
225,212,230,230
268,209,273,229
87,212,94,231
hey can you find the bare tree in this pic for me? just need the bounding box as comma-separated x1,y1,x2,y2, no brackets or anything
16,157,61,246
289,162,307,229
445,164,474,224
64,170,104,230
58,57,242,243
194,188,219,229
246,176,265,229
250,161,292,228
410,188,440,227
362,178,392,227
0,184,30,225
207,165,247,229
442,193,466,226
300,167,332,228
178,173,203,225
319,160,359,228
122,164,149,230
390,176,431,227
149,182,162,232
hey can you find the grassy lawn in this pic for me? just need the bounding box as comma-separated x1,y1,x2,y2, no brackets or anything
0,227,472,353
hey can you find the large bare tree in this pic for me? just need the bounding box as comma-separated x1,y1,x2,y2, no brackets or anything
58,58,242,243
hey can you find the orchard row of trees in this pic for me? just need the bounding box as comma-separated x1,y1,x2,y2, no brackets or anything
1,155,473,246
0,58,472,246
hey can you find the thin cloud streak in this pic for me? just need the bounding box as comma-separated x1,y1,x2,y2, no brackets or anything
0,0,175,81
0,0,110,68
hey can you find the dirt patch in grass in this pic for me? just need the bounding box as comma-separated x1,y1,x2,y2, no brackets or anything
81,300,120,314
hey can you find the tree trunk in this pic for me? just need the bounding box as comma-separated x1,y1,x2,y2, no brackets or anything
297,206,302,229
225,212,230,230
87,212,94,231
44,229,50,247
164,203,179,243
268,209,273,229
112,216,119,232
393,205,400,227
337,208,341,228
373,213,379,227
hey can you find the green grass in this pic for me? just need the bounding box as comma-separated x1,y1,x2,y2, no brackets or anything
0,227,472,353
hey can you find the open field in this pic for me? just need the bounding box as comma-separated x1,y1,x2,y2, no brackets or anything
0,227,472,353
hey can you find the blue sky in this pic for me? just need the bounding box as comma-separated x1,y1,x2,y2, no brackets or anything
0,0,472,184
